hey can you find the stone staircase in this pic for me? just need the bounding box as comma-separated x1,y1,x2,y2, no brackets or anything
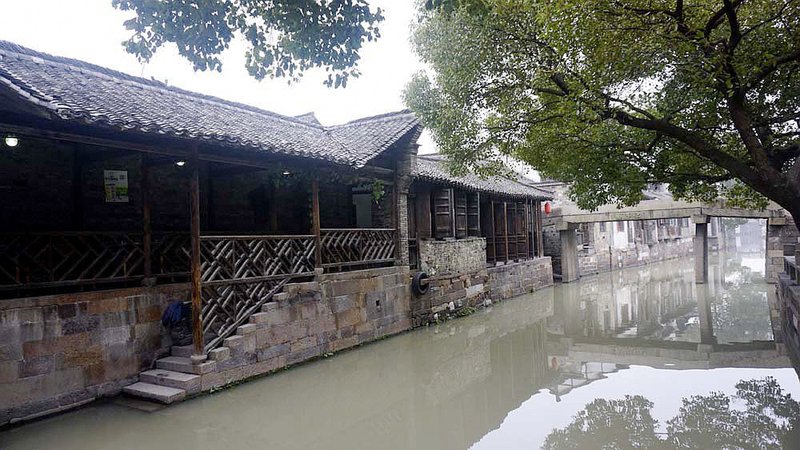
123,291,295,404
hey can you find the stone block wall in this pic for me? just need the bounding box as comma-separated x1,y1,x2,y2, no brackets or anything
411,258,553,326
198,266,412,392
0,284,186,425
486,258,554,301
767,216,799,283
419,238,486,276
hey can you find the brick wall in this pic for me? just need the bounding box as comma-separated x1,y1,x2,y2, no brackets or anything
0,284,187,424
418,238,486,276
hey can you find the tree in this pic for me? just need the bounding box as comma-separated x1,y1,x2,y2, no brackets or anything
543,377,800,449
112,0,384,87
406,1,800,224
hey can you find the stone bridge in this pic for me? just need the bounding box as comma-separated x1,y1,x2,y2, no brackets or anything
541,190,797,284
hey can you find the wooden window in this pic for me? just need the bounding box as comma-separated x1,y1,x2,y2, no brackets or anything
454,190,468,239
467,193,480,237
433,188,453,239
599,222,606,232
616,221,625,232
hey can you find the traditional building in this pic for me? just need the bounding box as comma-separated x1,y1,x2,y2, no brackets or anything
0,41,553,423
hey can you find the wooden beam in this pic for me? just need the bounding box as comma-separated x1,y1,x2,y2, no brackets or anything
189,146,203,357
311,179,322,269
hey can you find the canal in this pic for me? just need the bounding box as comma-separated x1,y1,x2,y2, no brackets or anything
2,253,799,449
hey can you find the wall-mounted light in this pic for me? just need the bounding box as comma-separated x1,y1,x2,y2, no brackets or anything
282,170,291,176
4,135,19,147
175,160,186,167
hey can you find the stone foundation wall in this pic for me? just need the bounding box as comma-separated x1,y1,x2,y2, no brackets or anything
411,257,553,326
419,238,486,276
0,284,187,425
198,266,412,392
575,238,693,278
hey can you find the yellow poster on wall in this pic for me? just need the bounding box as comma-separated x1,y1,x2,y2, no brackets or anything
104,170,129,203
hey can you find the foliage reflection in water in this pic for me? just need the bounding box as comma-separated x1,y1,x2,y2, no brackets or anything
1,253,799,450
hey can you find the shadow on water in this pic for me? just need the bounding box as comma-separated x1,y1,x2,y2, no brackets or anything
2,253,799,450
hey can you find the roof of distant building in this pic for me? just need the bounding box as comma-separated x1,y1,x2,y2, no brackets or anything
0,40,420,168
412,154,553,199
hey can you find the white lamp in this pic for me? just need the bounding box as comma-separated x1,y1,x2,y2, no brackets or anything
4,135,19,147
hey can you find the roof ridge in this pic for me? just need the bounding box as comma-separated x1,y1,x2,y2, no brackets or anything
330,109,415,128
0,40,326,130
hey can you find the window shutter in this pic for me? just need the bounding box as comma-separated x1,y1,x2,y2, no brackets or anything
455,190,468,239
467,193,480,237
433,188,453,239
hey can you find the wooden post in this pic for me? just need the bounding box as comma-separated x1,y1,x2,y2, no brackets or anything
536,200,544,257
141,154,152,280
490,201,496,265
311,179,322,269
524,201,530,259
190,147,204,358
503,201,509,264
476,193,481,237
72,146,83,230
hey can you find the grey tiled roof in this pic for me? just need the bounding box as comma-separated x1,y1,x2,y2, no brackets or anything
0,40,419,168
413,155,553,199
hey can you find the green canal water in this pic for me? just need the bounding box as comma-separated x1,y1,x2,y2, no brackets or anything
2,253,799,449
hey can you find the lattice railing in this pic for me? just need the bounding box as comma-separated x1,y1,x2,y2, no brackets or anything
152,233,190,279
199,235,316,352
0,232,191,292
0,232,145,290
320,228,396,269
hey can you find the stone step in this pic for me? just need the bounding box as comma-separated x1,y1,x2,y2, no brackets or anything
123,382,185,404
171,345,194,357
140,369,201,394
156,356,217,375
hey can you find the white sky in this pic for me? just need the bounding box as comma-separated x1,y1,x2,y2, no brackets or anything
0,0,437,152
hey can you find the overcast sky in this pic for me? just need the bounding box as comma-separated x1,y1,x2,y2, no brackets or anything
0,0,437,151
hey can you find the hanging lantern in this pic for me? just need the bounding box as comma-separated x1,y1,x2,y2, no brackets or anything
544,201,552,215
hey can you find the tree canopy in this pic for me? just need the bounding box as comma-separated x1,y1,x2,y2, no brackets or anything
112,0,384,88
406,0,800,222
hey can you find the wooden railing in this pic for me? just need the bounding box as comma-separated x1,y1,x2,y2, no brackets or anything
199,235,316,352
320,228,396,269
0,231,191,293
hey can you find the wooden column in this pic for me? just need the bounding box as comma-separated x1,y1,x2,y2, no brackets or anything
490,201,496,264
503,201,509,264
536,200,544,257
141,154,152,280
476,193,481,237
71,147,83,230
190,147,204,358
311,179,322,269
524,200,530,259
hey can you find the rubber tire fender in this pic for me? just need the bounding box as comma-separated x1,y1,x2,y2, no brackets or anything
411,271,430,296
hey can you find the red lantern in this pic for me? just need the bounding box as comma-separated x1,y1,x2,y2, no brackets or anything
544,201,552,215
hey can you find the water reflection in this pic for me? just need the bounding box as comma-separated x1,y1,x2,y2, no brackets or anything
1,254,797,450
543,377,800,449
549,253,775,345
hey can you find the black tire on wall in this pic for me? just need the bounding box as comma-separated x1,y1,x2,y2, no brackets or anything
411,272,430,296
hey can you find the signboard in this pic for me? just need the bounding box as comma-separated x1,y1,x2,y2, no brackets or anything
104,170,129,203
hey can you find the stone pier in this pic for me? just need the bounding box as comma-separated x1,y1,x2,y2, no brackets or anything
766,216,799,283
559,228,579,283
693,215,708,284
